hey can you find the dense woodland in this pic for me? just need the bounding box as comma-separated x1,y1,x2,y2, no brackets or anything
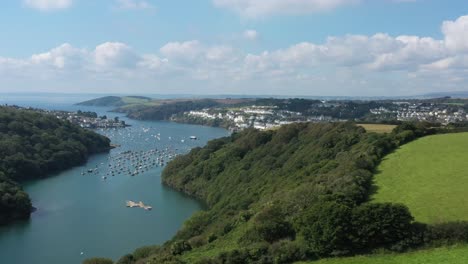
124,100,222,120
0,106,111,225
96,122,468,264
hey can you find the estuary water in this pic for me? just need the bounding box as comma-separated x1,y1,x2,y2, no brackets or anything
0,94,230,264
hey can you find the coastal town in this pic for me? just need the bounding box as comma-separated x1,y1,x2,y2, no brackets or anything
4,105,130,129
55,110,129,129
174,98,468,131
369,101,468,124
177,105,338,131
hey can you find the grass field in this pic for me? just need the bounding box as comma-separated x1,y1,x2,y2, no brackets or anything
357,124,397,133
299,245,468,264
372,132,468,223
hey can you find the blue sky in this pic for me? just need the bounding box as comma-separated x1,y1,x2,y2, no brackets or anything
1,0,468,96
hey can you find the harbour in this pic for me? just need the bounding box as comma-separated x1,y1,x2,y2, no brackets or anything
0,96,230,264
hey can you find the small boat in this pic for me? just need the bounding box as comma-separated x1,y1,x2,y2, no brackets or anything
190,136,197,140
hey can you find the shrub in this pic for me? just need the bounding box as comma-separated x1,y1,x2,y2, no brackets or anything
426,221,468,245
132,245,160,259
351,203,414,252
82,258,113,264
188,235,206,248
297,201,352,257
269,240,307,264
170,240,192,255
115,254,134,264
248,204,295,243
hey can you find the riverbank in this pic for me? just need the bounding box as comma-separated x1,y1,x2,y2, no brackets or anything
0,99,230,264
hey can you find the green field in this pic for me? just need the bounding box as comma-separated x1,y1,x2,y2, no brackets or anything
372,132,468,223
358,124,397,133
300,245,468,264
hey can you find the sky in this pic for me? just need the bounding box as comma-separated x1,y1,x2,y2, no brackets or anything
0,0,468,96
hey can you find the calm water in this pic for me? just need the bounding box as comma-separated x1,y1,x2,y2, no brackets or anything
0,94,230,264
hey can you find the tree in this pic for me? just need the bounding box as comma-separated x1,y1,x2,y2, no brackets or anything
297,201,352,256
83,258,113,264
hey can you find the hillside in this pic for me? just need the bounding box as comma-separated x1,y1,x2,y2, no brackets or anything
85,121,468,264
372,133,468,223
77,96,152,107
77,96,254,121
0,106,111,224
302,245,468,264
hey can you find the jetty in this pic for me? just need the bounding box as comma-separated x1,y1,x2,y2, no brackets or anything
126,200,152,211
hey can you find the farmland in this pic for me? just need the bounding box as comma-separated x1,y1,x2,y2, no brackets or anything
302,245,468,264
372,132,468,223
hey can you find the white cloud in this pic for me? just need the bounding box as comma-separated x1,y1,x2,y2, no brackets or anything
160,40,202,62
442,15,468,53
2,15,468,95
24,0,73,11
213,0,420,18
116,0,155,10
213,0,360,17
138,54,167,70
30,43,85,69
243,29,258,40
94,42,138,68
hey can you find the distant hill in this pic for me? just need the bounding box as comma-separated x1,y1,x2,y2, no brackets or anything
76,96,152,107
76,96,255,121
421,91,468,99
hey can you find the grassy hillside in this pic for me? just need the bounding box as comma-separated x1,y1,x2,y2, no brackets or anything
77,96,152,107
301,245,468,264
97,122,468,264
358,124,397,134
84,122,468,264
372,133,468,223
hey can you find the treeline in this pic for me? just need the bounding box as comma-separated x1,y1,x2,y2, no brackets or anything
123,100,222,121
171,114,233,129
92,121,468,264
0,106,111,225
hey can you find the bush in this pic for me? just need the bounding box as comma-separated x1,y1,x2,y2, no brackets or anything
297,201,352,257
426,221,468,245
188,235,206,248
170,240,192,255
82,258,113,264
116,254,134,264
269,240,307,264
246,204,295,243
132,245,160,259
351,203,414,252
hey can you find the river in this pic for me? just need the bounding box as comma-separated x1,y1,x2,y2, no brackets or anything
0,94,230,264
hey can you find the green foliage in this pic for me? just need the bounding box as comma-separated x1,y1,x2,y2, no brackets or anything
297,201,353,257
115,254,134,264
82,258,114,264
244,204,295,243
426,222,468,245
350,203,415,252
0,172,31,224
0,106,111,225
127,100,221,120
124,122,458,263
171,240,192,255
